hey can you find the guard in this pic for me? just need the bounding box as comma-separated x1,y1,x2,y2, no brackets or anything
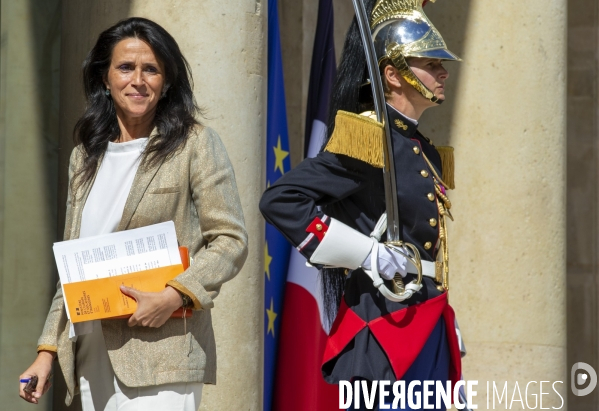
260,0,464,409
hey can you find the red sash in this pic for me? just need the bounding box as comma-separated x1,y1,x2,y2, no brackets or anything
323,292,462,399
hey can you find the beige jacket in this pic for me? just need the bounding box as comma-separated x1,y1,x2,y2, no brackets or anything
37,126,248,405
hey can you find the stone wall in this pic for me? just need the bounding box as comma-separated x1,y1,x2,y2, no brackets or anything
0,1,61,410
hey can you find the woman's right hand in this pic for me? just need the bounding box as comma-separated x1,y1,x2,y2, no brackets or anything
19,350,55,404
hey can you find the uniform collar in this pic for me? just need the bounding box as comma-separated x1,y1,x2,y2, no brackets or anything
387,104,418,138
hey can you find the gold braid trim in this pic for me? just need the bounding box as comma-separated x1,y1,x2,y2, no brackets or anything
436,146,455,189
324,111,385,168
435,184,452,211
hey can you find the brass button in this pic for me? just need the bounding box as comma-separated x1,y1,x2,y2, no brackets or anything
413,146,420,155
316,224,323,231
427,193,435,201
424,242,432,250
429,218,437,227
420,170,429,178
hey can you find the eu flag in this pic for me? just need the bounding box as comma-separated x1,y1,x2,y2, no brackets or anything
270,1,339,410
264,0,291,410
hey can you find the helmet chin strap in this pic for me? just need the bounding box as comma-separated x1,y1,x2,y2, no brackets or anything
387,47,443,105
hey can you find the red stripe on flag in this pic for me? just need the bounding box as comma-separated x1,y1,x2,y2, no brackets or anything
273,283,340,411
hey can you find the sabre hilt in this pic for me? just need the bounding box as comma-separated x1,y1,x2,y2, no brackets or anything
363,238,424,303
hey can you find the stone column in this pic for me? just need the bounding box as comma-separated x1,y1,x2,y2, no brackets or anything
0,1,61,410
566,0,599,409
56,1,266,410
422,0,568,408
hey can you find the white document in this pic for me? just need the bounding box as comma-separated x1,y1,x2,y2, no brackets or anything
52,221,181,336
54,221,181,286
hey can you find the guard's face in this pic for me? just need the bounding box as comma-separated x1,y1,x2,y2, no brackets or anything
408,57,449,103
104,38,166,124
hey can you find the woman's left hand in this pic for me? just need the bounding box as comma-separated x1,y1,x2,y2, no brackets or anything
120,285,183,328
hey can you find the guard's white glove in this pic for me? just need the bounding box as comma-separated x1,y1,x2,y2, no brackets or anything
361,243,408,280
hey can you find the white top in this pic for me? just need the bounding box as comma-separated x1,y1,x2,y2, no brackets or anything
73,138,148,339
80,138,148,238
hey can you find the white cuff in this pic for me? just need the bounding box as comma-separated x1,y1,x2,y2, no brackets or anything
309,218,372,269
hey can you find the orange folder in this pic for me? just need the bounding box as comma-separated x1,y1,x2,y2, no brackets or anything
64,247,191,323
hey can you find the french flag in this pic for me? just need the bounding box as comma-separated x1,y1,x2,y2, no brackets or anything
272,0,339,409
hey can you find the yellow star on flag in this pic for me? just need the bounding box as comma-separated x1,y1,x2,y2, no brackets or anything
264,242,273,281
273,136,289,175
266,298,277,337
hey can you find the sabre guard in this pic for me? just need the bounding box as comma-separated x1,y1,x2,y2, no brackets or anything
260,0,464,409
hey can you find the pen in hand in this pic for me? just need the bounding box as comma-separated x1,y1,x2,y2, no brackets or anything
21,376,39,394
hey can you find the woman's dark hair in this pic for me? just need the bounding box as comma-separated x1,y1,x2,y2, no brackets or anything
320,0,376,326
73,17,200,189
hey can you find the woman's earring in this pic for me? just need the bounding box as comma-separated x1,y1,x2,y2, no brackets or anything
105,89,110,96
161,85,169,99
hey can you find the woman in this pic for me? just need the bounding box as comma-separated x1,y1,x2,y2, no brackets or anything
19,17,248,411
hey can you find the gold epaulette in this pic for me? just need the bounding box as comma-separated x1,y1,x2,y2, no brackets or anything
324,110,384,168
324,111,456,189
436,146,455,189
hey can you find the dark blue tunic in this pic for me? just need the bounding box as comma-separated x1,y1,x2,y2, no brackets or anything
259,105,450,392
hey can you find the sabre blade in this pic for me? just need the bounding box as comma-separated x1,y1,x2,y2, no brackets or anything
351,0,400,241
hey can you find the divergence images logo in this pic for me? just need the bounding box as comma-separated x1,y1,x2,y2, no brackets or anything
571,362,597,396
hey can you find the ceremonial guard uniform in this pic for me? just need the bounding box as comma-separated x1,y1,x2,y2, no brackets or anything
260,0,463,409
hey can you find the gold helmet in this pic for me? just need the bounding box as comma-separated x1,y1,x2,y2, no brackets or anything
371,0,461,104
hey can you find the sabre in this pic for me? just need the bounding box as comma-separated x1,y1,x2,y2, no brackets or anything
351,0,424,301
351,0,400,243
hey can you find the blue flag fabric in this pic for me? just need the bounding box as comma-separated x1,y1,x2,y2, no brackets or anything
264,0,292,410
268,1,339,410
